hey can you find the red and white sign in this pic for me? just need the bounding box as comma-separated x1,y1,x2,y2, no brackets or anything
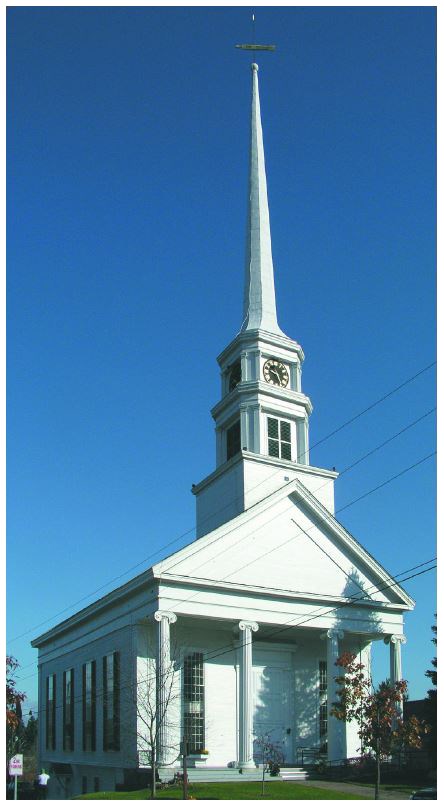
9,754,23,776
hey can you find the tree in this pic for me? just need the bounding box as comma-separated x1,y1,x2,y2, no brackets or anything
6,656,26,768
331,652,427,800
254,733,284,796
424,616,437,764
132,649,180,799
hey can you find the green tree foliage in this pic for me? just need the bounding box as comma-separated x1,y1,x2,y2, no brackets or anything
6,656,27,765
331,652,427,800
6,656,25,732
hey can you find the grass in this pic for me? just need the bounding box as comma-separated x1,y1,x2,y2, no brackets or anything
75,781,368,799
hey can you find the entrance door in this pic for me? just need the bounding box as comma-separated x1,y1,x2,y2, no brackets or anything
252,654,293,764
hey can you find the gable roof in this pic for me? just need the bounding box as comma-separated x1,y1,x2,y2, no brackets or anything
153,477,414,610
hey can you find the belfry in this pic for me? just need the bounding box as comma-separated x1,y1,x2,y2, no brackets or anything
193,63,334,539
31,60,414,798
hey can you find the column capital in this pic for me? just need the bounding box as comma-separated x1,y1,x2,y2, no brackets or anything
384,634,407,645
320,629,344,641
239,620,259,633
154,610,177,625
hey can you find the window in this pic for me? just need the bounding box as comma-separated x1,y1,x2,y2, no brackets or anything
267,417,292,460
228,361,241,392
103,652,120,751
183,652,205,754
226,420,241,461
46,674,56,750
63,669,74,751
94,778,100,793
319,661,328,751
82,661,96,751
81,776,88,795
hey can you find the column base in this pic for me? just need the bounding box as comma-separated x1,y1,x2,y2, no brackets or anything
238,760,257,770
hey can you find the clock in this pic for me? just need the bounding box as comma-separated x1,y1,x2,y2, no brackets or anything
228,362,242,392
263,359,289,388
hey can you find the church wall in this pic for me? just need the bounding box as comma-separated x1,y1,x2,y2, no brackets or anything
243,455,336,514
37,620,138,798
195,459,244,538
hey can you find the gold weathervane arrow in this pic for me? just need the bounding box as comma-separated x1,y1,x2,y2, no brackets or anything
235,44,276,51
235,12,276,51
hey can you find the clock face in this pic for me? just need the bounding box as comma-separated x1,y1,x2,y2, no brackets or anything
228,362,242,392
263,359,289,388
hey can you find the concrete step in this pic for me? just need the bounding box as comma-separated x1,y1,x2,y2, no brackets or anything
158,767,274,784
280,767,310,781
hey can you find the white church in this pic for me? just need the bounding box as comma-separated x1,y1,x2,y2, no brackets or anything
32,61,414,798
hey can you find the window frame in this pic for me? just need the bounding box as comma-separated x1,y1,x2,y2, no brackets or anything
226,419,241,461
319,660,328,751
82,660,96,752
63,668,74,751
266,415,293,461
182,650,205,755
103,651,120,752
46,673,56,751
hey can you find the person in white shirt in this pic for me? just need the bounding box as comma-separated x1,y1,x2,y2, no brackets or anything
37,770,50,799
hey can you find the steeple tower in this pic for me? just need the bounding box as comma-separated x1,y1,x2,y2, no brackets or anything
242,64,285,336
192,63,338,539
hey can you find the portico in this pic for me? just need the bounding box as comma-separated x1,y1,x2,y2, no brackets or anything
150,595,409,768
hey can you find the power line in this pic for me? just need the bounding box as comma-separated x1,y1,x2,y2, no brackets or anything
303,361,436,459
13,442,436,678
20,560,436,715
8,410,435,648
9,367,435,648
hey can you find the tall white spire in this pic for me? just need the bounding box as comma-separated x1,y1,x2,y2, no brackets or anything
241,63,285,336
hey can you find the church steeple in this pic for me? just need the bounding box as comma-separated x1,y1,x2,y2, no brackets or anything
192,62,338,540
242,63,285,336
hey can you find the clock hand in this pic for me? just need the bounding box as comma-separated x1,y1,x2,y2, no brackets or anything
269,367,281,383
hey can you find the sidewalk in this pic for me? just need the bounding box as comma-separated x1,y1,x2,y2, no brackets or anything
300,780,413,800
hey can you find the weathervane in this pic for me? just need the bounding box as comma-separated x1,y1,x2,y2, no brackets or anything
235,11,276,52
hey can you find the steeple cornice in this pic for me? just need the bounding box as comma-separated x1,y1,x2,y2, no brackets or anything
242,63,286,337
217,328,304,368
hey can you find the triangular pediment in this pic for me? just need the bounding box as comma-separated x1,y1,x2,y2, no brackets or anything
153,479,413,609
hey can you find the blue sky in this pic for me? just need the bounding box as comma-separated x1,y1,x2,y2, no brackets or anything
7,6,436,710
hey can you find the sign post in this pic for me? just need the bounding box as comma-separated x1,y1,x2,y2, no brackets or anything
8,755,23,801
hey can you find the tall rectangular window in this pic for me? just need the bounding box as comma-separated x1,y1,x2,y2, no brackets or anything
82,661,96,751
268,417,292,460
319,660,328,752
46,674,56,750
183,652,205,754
103,652,120,751
63,669,74,751
226,420,241,461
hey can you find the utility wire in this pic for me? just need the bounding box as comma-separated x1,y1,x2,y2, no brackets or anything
22,560,436,715
8,410,436,648
8,366,435,645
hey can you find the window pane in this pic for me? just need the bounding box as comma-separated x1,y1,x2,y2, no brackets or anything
280,421,291,443
267,418,279,439
281,442,291,461
268,439,279,458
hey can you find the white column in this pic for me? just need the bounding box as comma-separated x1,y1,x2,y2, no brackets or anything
385,634,407,716
238,620,259,768
322,629,346,762
154,610,177,765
